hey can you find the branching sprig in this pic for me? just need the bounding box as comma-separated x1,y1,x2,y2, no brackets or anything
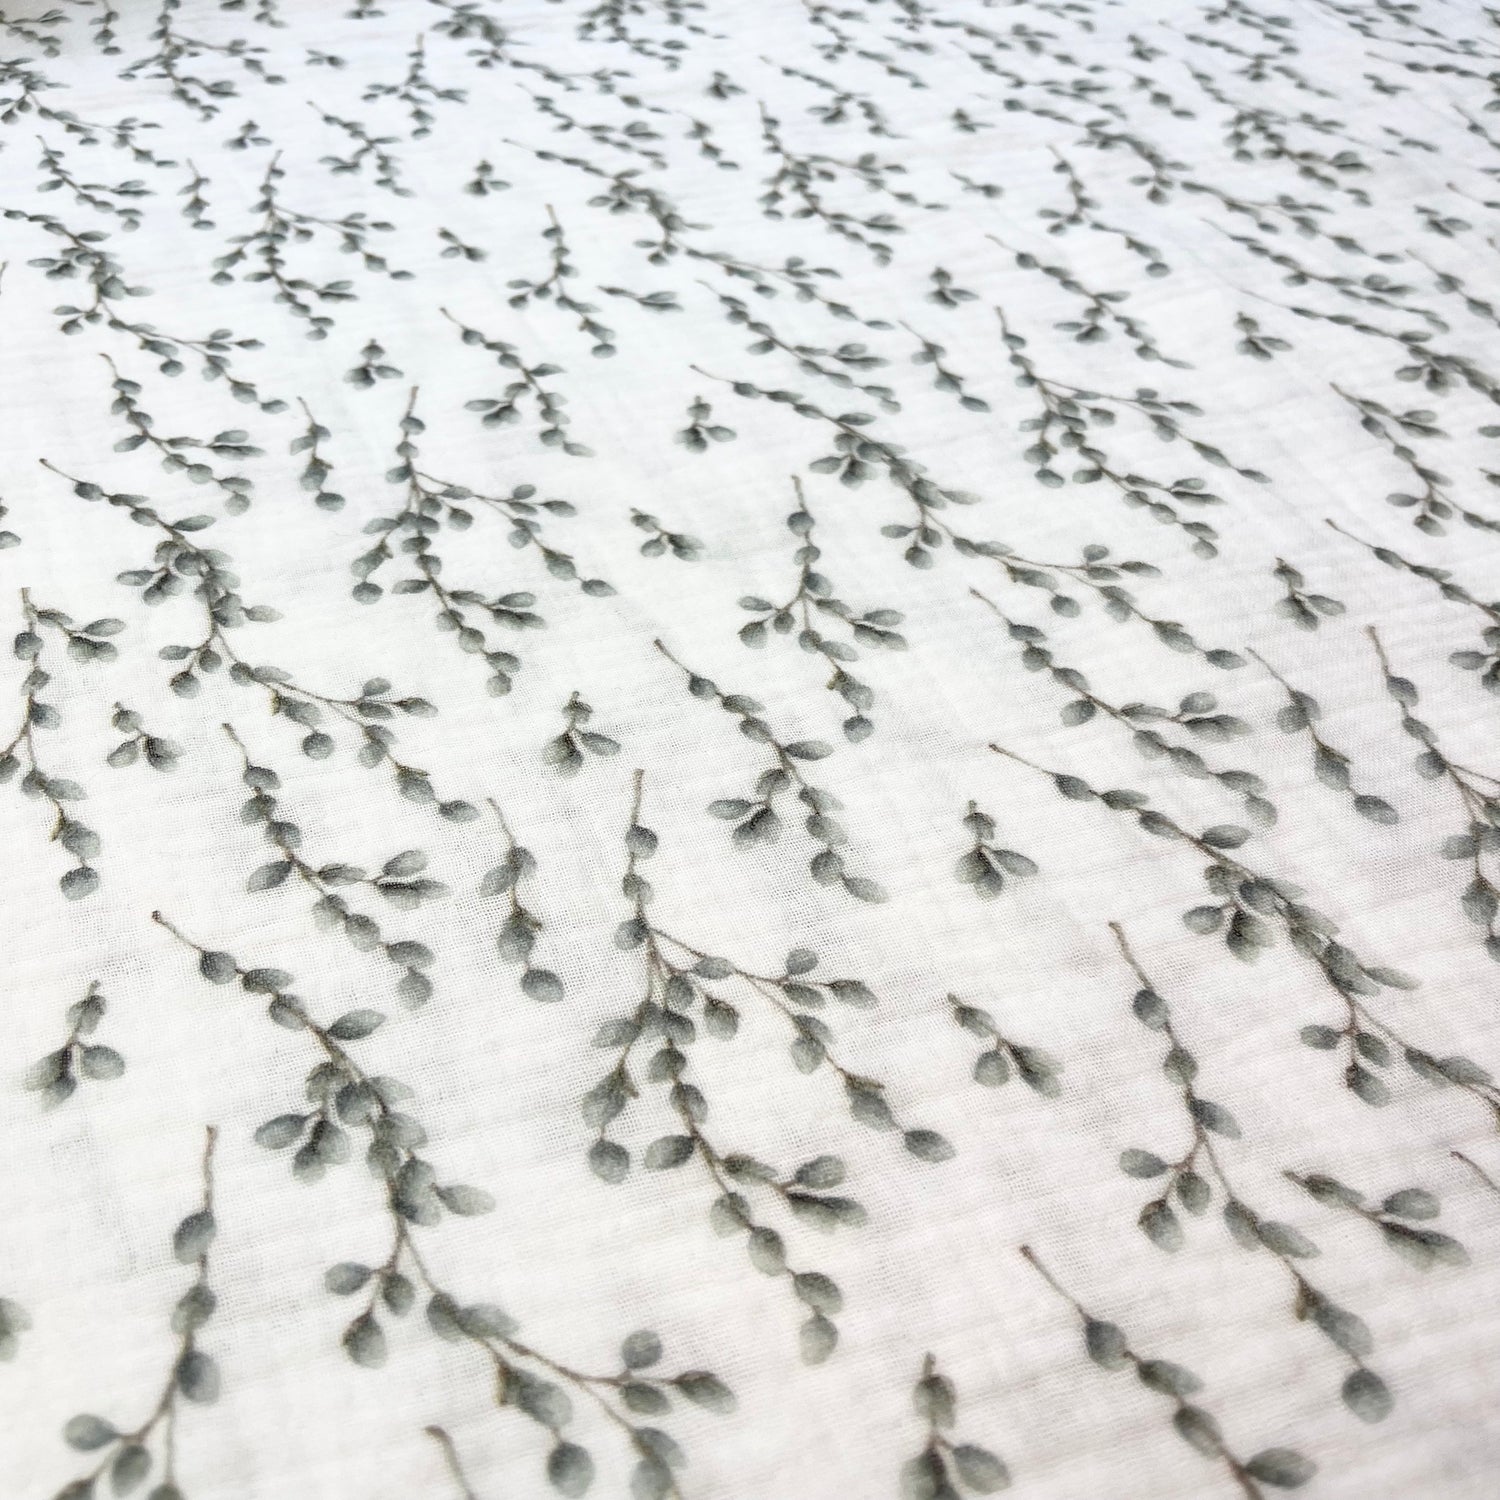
977,593,1267,822
1369,626,1500,960
51,463,458,808
1249,649,1396,826
361,34,464,139
756,103,912,264
155,915,726,1500
2,590,114,900
585,772,950,1359
693,367,1246,667
121,0,285,118
212,154,412,339
991,241,1191,367
1020,1244,1316,1497
36,137,151,231
1335,385,1500,536
504,207,616,357
1111,924,1394,1423
654,638,888,902
990,746,1500,1128
180,159,214,229
1330,521,1500,690
699,280,899,412
737,481,905,742
104,354,261,512
901,321,989,413
291,398,344,509
8,207,280,405
445,307,591,454
1040,147,1172,276
55,1128,223,1498
352,391,611,695
995,309,1271,558
481,798,564,1004
226,723,447,1007
0,1296,28,1363
311,101,410,195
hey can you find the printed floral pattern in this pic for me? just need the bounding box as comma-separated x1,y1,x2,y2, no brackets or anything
1,0,1498,1497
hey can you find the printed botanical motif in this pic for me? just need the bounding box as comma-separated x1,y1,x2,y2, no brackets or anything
1,1,1499,1498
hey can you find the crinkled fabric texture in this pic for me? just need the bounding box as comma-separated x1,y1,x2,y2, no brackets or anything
2,1,1500,1497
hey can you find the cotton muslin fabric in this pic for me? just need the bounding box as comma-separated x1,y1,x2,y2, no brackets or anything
2,1,1499,1497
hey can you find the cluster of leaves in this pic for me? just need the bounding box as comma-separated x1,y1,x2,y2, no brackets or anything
544,691,621,775
345,336,403,389
1287,1172,1469,1272
900,1355,1010,1499
26,982,125,1105
1271,557,1345,632
630,508,704,561
107,702,182,771
953,803,1038,899
674,395,735,451
947,995,1062,1097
